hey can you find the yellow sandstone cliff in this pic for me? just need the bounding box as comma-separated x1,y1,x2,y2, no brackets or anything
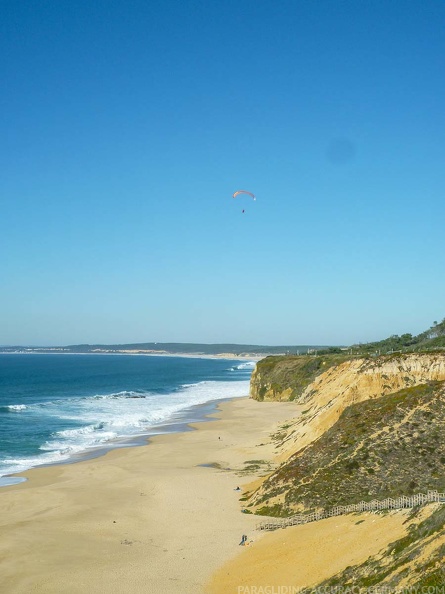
209,352,445,592
250,353,445,460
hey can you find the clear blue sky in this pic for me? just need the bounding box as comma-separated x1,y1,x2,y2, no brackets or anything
1,0,444,346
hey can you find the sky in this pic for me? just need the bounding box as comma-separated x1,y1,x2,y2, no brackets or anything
1,0,444,347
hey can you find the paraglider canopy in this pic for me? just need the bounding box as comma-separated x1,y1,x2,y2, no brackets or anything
233,190,256,213
232,190,255,200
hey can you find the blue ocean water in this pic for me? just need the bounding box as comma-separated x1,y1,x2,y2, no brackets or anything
0,354,254,483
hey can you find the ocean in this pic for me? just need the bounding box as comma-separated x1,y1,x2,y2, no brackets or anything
0,354,254,485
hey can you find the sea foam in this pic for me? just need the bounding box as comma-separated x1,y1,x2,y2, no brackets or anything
0,378,249,479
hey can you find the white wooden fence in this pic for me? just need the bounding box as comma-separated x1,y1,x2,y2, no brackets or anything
256,490,445,531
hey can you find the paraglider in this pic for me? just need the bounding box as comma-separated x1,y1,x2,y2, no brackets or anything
232,190,255,200
233,190,255,213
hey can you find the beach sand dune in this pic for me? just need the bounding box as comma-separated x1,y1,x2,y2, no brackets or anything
207,510,409,593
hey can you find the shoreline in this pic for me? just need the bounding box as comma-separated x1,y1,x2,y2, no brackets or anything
0,355,255,486
0,396,245,488
0,396,299,593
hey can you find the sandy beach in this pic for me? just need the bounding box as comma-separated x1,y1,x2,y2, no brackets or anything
0,396,298,593
0,394,417,593
208,509,410,593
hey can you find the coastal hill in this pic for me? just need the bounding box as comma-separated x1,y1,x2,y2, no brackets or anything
248,352,445,515
251,380,445,515
248,318,445,401
250,352,445,449
355,316,445,353
240,318,445,588
322,316,445,355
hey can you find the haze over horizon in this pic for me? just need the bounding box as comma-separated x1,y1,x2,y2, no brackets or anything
1,1,444,347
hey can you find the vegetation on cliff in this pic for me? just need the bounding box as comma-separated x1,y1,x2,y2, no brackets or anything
250,381,445,516
320,317,445,356
250,353,352,402
243,319,445,587
317,504,445,588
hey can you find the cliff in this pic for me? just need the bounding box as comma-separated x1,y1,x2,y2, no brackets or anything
250,381,445,516
250,354,350,402
239,350,445,589
251,352,445,403
245,353,445,513
250,353,445,457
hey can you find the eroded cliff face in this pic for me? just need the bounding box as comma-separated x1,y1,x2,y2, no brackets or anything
247,353,445,499
242,353,445,588
251,354,445,454
251,381,445,515
250,353,445,403
250,354,347,402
